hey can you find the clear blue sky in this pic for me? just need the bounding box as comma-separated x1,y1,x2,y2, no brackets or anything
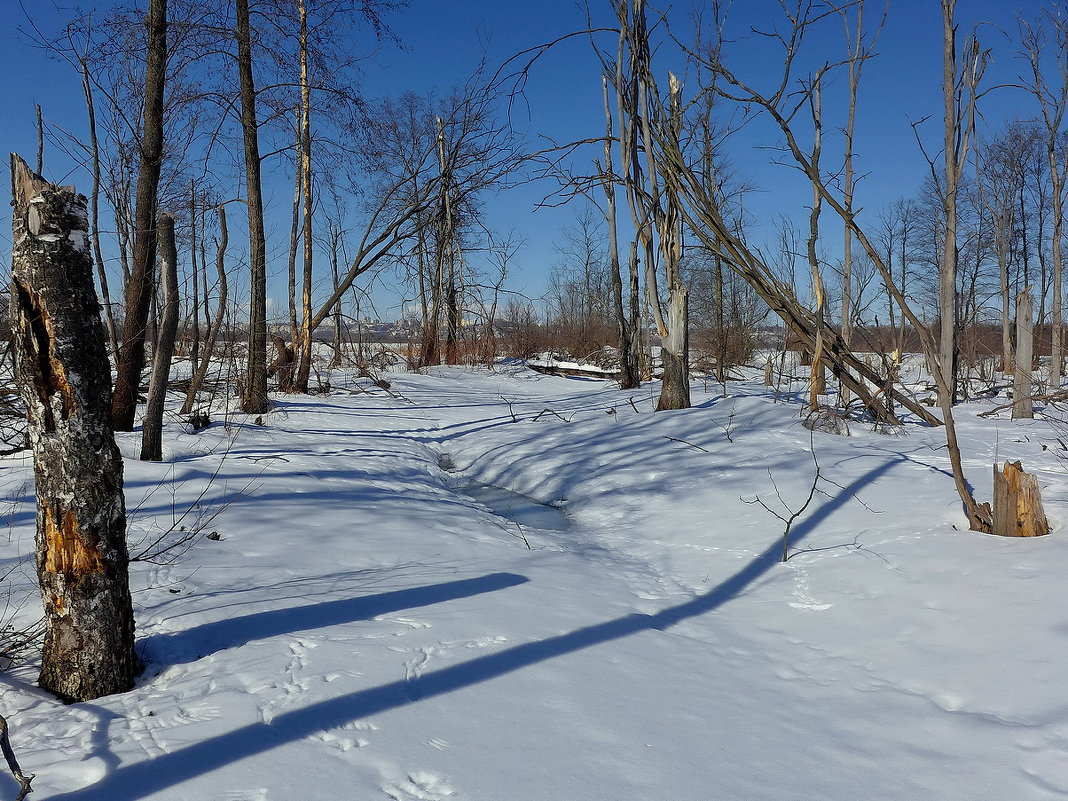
0,0,1049,320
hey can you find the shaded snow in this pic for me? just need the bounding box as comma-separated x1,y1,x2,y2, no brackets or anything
1,365,1067,799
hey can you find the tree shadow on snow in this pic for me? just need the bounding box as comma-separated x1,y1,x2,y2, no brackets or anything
138,572,529,668
50,459,897,801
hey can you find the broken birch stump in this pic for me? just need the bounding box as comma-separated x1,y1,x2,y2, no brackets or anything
992,461,1049,538
9,154,137,700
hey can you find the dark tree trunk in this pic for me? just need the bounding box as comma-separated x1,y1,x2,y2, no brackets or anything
141,214,179,461
237,0,270,414
112,0,168,431
9,155,136,701
444,260,460,365
189,182,200,372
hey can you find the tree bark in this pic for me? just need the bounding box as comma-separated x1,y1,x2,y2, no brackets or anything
651,74,690,411
602,76,639,390
112,0,168,430
294,0,315,392
939,0,960,406
237,0,270,414
9,155,136,701
992,461,1048,537
1013,286,1034,420
141,213,179,461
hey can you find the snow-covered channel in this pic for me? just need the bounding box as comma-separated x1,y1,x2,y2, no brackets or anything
459,481,569,532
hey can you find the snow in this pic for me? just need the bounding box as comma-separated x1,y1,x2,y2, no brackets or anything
2,364,1068,800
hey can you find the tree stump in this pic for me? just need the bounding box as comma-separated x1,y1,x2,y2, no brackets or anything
992,461,1049,538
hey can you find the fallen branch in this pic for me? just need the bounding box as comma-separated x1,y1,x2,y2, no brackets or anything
531,408,573,423
662,435,709,452
0,715,33,801
978,389,1068,418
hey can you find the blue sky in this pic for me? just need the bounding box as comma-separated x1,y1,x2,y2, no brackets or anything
0,0,1050,320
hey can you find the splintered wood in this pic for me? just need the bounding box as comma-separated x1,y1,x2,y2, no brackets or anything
992,461,1049,538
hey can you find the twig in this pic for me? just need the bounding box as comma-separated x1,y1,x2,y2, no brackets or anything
531,408,572,423
662,435,709,452
501,395,518,423
0,715,33,801
742,435,822,562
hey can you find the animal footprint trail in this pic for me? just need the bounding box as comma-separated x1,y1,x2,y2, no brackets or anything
382,771,456,800
395,635,509,700
787,561,833,611
258,637,315,724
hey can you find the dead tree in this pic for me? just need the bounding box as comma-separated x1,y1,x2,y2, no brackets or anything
602,77,640,389
1012,286,1035,420
992,461,1049,537
614,0,690,410
140,213,179,461
1021,7,1068,389
936,0,987,405
9,155,136,701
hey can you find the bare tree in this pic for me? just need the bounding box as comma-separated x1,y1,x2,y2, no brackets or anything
181,203,230,415
236,0,270,414
111,0,169,430
935,0,988,404
613,0,690,410
1021,4,1068,388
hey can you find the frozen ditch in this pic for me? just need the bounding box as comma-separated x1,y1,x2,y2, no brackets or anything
460,482,569,532
440,452,568,532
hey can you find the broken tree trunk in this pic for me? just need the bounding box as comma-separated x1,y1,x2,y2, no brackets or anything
9,154,137,700
992,461,1049,537
268,335,296,392
140,212,179,461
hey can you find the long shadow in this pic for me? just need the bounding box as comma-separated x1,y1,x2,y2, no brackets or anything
49,459,896,801
139,572,529,667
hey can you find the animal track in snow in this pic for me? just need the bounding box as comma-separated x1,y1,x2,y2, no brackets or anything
382,771,455,800
217,790,270,801
395,635,508,699
787,561,833,611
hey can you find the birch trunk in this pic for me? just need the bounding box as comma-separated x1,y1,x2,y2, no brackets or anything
9,155,136,700
181,205,229,415
294,0,315,392
140,213,179,461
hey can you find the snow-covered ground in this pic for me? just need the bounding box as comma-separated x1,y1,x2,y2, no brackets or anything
2,364,1068,800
